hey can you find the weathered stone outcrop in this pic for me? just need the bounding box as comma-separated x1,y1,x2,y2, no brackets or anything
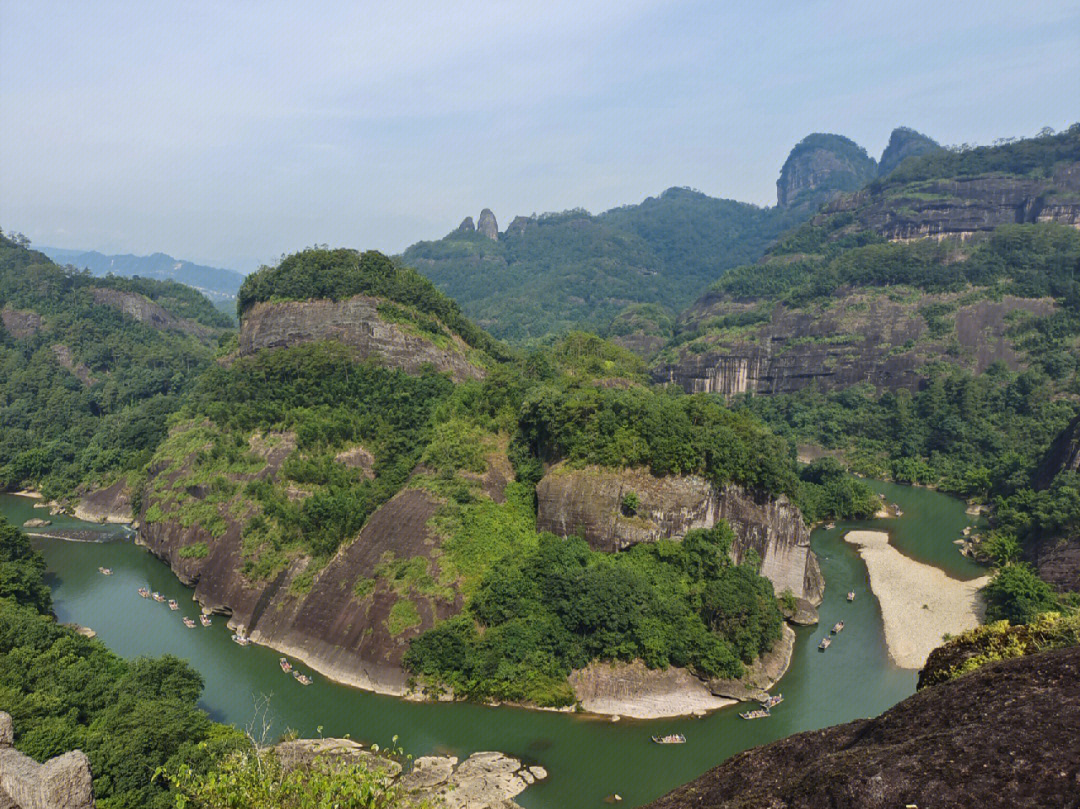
1,307,42,338
476,208,499,240
656,292,1055,397
0,712,95,809
89,287,211,337
456,216,476,233
504,215,534,237
569,659,734,719
50,343,96,386
73,480,132,523
644,646,1080,809
822,160,1080,242
1027,412,1080,590
535,465,823,604
777,133,878,209
273,738,544,809
877,126,942,177
238,296,485,383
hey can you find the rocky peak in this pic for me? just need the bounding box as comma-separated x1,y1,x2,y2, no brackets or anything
477,208,499,240
505,215,534,236
455,216,475,233
878,126,942,176
777,133,878,209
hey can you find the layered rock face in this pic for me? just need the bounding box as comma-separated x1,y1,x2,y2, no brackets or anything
823,160,1080,241
655,293,1054,397
0,712,95,809
644,646,1080,809
238,296,485,383
535,465,823,604
776,133,878,209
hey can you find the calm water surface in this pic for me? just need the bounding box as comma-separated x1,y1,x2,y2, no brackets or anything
4,485,984,809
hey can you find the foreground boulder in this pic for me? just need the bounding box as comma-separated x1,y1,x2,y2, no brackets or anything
644,646,1080,809
0,712,95,809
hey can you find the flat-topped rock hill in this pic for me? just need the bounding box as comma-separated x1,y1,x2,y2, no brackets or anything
644,645,1080,809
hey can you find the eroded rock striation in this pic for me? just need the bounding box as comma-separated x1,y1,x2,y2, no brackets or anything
655,292,1055,397
644,646,1080,809
776,133,878,210
536,465,823,605
0,712,95,809
89,286,212,337
476,208,499,240
238,296,485,383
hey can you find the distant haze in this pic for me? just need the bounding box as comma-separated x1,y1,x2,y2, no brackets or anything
2,1,1077,271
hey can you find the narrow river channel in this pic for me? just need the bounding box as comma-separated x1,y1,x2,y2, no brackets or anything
3,481,985,809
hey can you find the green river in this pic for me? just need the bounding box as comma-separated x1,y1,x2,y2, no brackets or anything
3,480,985,808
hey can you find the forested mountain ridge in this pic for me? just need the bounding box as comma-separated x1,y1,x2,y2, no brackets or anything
0,231,228,499
39,245,245,307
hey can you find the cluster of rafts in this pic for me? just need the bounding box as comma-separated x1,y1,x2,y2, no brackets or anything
124,571,315,686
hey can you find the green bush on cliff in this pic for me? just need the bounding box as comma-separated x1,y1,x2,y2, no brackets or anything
405,524,783,706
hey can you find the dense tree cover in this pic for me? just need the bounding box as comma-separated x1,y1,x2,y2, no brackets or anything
876,123,1079,186
403,188,807,342
708,223,1080,312
0,517,239,808
405,525,782,706
236,248,508,359
0,233,223,498
150,341,455,570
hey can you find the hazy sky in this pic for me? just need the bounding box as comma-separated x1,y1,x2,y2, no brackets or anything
2,1,1078,272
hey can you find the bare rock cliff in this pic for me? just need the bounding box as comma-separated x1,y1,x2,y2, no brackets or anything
535,465,823,604
0,307,42,339
0,712,95,809
238,296,485,382
644,646,1080,809
89,287,212,337
655,293,1054,397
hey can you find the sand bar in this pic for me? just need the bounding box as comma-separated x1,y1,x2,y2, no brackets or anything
844,530,989,669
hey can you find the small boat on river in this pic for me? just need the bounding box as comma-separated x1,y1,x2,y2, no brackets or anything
819,636,832,651
831,621,845,634
152,592,165,602
740,708,771,720
847,591,856,602
232,633,251,646
138,587,150,598
280,657,293,673
760,694,783,709
291,670,313,685
651,734,686,744
98,567,113,575
183,617,196,628
168,599,179,610
199,615,212,627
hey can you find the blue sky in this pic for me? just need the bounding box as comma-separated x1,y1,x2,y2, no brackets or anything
2,1,1077,271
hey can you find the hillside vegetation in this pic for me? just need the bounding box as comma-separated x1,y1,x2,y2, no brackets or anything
0,232,225,498
403,188,807,342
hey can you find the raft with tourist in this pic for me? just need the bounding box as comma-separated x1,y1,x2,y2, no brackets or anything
651,734,686,744
168,599,179,610
280,657,293,673
292,671,313,685
182,617,196,628
831,620,845,634
231,632,251,646
847,591,856,602
199,614,212,627
818,636,832,651
138,587,149,598
98,566,112,575
151,591,165,602
739,708,771,720
760,694,783,709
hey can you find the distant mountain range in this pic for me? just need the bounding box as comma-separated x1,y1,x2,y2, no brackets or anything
38,246,245,308
401,126,945,342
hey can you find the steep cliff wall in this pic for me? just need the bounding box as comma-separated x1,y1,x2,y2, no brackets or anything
138,427,466,695
89,286,212,338
238,296,485,383
777,133,878,210
823,162,1080,242
535,465,823,604
655,292,1055,397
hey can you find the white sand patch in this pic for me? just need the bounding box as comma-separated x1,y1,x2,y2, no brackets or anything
844,530,990,669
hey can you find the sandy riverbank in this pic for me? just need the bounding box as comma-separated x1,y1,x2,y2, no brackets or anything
844,530,989,669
